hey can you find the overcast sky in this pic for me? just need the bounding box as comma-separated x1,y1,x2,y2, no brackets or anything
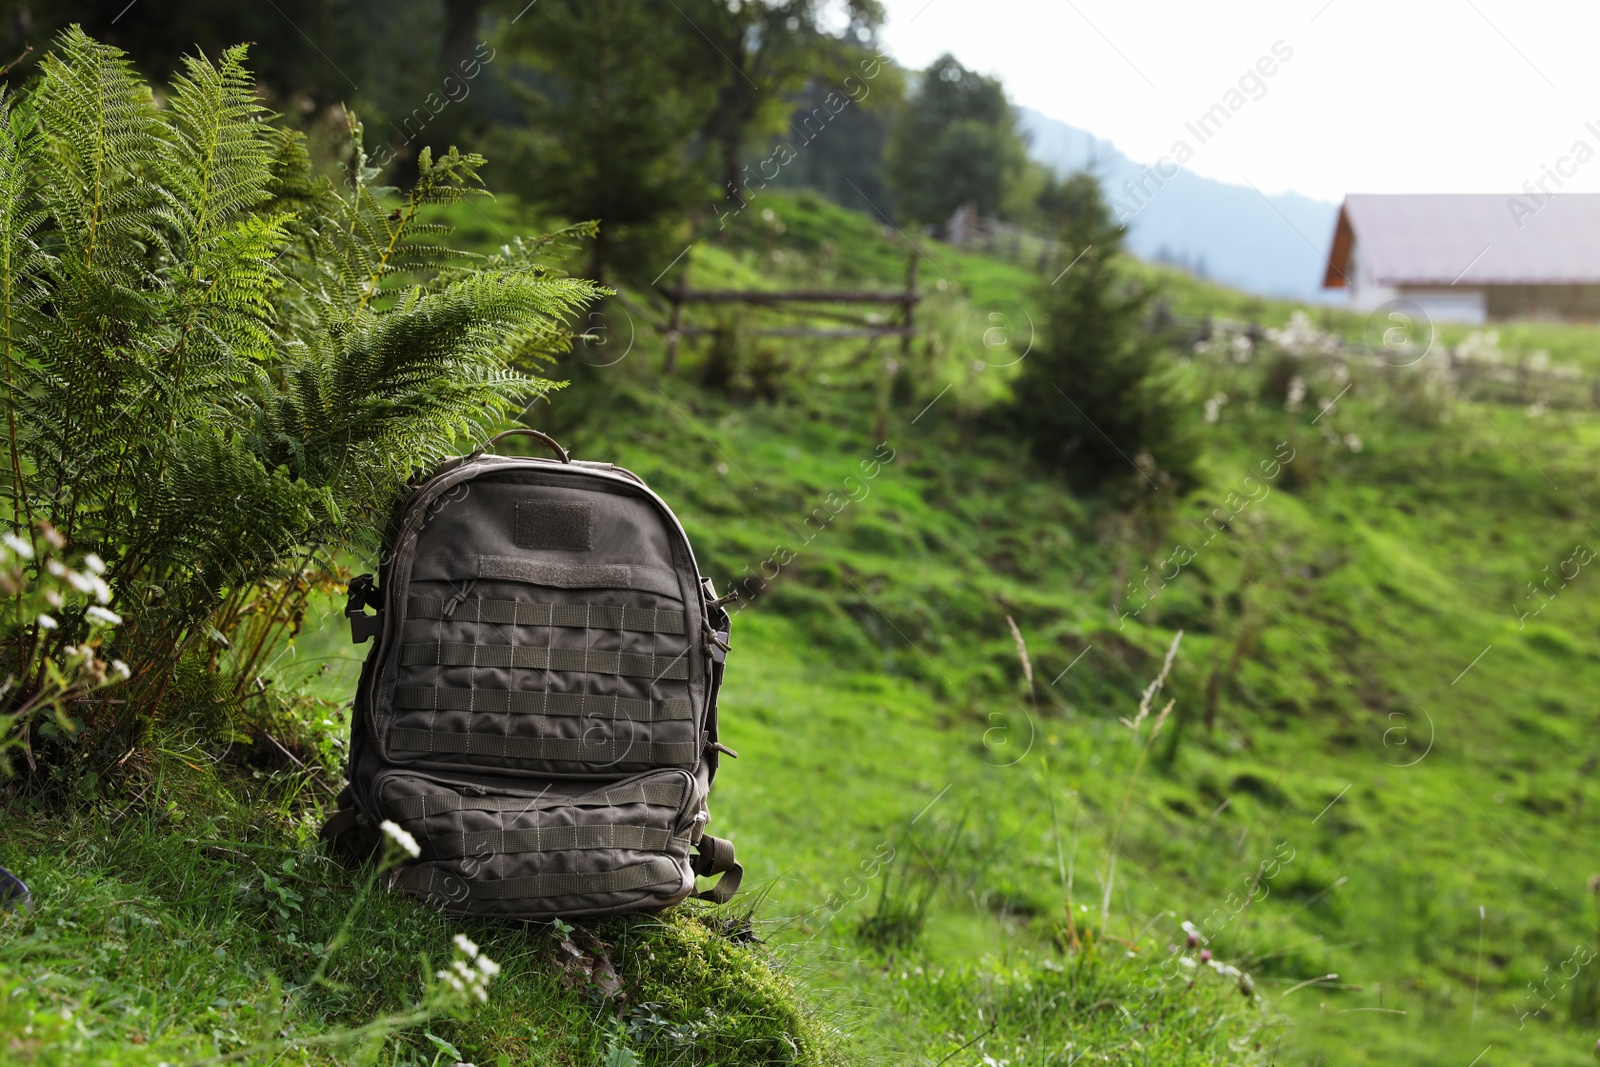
876,0,1600,203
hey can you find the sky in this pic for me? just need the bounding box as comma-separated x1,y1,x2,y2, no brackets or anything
876,0,1600,204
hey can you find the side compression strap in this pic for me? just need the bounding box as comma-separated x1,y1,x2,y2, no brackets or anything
388,727,697,767
394,685,692,722
409,596,686,635
419,824,682,861
401,642,690,681
692,834,743,904
395,855,681,902
386,779,687,821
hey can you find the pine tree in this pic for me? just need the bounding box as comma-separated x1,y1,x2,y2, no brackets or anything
1009,173,1198,491
0,29,599,743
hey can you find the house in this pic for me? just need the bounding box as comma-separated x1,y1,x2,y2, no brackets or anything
1323,193,1600,323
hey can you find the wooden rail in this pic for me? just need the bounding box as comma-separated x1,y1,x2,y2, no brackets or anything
654,249,921,372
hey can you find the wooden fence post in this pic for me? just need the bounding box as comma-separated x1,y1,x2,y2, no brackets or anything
664,257,689,375
901,250,919,361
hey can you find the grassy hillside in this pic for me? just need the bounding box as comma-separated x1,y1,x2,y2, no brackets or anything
7,188,1600,1066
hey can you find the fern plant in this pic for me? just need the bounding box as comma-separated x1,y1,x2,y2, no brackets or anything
0,28,599,756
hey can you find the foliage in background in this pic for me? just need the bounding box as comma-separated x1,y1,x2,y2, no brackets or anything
0,29,597,763
493,0,714,282
1009,172,1200,491
677,0,885,198
882,53,1027,225
497,0,888,282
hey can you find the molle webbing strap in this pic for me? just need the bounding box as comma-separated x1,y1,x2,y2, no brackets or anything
478,556,631,589
394,685,693,722
419,824,680,861
386,779,687,822
388,727,697,767
409,596,686,635
396,855,681,902
401,642,690,681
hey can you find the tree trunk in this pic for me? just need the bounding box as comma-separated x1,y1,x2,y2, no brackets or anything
584,228,608,286
440,0,486,73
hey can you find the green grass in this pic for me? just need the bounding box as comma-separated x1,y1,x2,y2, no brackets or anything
0,761,846,1066
10,186,1600,1065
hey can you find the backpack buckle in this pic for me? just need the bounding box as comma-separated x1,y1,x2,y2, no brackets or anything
346,573,382,644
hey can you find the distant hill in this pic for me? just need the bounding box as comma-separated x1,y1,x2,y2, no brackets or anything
1019,107,1340,302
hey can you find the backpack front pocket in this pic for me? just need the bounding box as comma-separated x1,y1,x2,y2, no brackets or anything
378,767,700,919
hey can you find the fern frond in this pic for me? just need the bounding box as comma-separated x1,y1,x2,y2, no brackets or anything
34,26,159,277
0,87,48,533
157,43,275,247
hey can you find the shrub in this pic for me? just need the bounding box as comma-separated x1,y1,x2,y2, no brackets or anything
1007,173,1198,492
0,30,598,764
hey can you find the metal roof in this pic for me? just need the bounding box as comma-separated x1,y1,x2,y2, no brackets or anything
1323,193,1600,288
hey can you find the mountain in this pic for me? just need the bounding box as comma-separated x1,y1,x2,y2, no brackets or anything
1018,107,1340,302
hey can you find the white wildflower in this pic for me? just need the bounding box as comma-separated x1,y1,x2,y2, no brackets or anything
112,660,131,680
1203,393,1228,424
1207,958,1243,980
36,614,57,630
82,553,106,575
1456,330,1504,365
435,969,465,993
476,954,501,977
47,559,65,577
86,605,122,626
1286,376,1307,411
2,532,32,559
88,575,111,604
452,933,479,958
379,819,420,858
1266,311,1341,359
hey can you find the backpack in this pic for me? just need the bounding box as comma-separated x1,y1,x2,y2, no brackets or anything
319,428,742,919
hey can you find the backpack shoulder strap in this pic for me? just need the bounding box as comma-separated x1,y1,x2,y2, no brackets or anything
319,786,377,863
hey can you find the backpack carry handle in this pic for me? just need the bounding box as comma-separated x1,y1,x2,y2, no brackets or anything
472,428,571,463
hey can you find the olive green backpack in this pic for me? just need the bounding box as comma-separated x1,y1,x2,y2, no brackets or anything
320,429,741,918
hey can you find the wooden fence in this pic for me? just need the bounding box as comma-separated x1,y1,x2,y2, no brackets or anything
650,253,921,373
1157,310,1600,411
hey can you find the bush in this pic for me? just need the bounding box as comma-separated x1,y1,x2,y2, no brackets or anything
1007,173,1199,492
0,30,598,764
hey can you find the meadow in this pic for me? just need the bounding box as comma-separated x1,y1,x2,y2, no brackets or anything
6,188,1600,1066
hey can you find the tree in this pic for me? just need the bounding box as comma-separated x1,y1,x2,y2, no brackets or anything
757,42,905,212
0,30,598,752
2,1,485,180
680,0,884,197
1008,173,1198,491
496,0,714,281
883,53,1026,226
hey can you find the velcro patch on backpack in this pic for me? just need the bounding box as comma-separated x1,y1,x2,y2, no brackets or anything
515,499,593,551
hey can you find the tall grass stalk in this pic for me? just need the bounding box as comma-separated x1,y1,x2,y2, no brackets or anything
1101,629,1183,938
